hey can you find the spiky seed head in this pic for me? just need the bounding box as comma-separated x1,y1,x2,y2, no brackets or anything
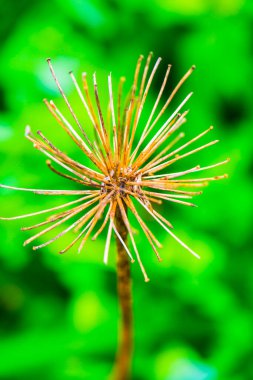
0,53,229,281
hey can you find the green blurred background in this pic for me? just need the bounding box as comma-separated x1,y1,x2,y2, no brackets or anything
0,0,252,379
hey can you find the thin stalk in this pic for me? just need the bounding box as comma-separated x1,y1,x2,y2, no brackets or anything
114,207,133,380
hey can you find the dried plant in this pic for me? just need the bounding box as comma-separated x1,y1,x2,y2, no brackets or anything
0,53,228,379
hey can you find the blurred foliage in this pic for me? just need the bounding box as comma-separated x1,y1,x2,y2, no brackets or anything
0,0,252,379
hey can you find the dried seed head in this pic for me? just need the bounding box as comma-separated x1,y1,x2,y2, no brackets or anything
0,53,229,281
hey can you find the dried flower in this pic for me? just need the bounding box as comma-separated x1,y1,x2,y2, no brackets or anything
0,53,228,281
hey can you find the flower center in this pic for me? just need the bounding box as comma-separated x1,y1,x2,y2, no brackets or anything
100,170,142,198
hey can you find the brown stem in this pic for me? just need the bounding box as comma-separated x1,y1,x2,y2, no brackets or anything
113,207,133,380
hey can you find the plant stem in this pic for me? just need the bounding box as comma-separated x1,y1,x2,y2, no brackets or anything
114,207,133,380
